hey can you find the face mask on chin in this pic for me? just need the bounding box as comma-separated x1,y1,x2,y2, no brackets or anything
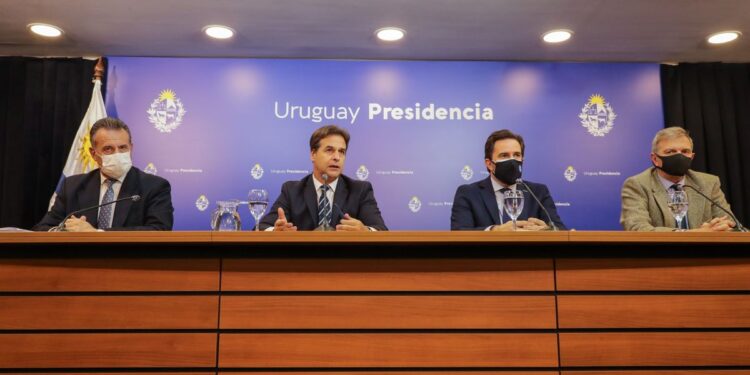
492,158,523,186
655,153,692,177
100,151,133,179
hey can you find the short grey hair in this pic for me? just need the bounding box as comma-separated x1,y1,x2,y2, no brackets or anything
652,126,693,153
90,117,132,147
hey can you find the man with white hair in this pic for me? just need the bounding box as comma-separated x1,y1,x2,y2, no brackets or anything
620,126,736,231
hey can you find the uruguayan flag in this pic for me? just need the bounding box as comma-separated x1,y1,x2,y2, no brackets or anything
47,78,107,210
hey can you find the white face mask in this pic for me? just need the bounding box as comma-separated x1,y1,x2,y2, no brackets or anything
100,151,132,179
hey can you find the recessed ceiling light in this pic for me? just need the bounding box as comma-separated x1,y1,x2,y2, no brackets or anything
375,27,406,42
542,29,573,43
28,23,63,38
203,25,235,39
707,31,741,44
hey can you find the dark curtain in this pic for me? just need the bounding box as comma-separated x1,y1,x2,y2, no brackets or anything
661,63,750,226
0,57,107,229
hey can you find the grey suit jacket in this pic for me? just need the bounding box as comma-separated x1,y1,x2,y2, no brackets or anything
620,167,734,231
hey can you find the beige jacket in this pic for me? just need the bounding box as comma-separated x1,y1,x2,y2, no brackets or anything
620,167,734,231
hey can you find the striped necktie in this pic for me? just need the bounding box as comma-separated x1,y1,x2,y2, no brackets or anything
317,185,332,227
97,178,116,229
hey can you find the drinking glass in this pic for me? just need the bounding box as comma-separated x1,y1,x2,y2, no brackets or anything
668,190,689,231
503,190,525,231
248,189,269,231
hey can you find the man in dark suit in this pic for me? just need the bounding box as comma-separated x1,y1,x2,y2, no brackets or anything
259,125,387,231
451,129,566,231
33,117,173,231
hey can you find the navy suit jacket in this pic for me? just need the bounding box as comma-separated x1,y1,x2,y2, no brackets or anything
259,174,387,231
33,167,174,231
451,177,566,230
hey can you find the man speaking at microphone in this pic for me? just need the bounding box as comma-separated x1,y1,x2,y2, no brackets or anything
259,125,387,231
33,117,174,231
621,126,737,232
451,129,566,231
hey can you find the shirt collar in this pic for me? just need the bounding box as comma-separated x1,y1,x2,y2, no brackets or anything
490,175,515,192
312,175,338,193
657,172,685,191
100,171,126,186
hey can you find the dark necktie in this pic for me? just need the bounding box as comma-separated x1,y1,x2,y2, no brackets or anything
317,185,332,227
97,179,116,229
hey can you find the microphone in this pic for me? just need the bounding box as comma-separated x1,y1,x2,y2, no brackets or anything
322,173,347,222
683,184,747,232
53,195,141,231
516,178,558,231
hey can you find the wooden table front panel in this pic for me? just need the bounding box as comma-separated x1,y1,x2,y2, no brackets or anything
0,333,217,368
0,258,220,291
219,333,559,368
221,295,556,329
223,258,554,291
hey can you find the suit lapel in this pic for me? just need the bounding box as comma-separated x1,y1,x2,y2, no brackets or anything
81,171,101,228
479,178,501,225
332,177,348,224
518,187,531,221
111,168,139,228
303,175,319,226
649,170,675,228
685,172,705,229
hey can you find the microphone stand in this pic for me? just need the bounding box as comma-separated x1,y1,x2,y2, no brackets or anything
51,195,141,232
683,184,747,232
516,179,558,231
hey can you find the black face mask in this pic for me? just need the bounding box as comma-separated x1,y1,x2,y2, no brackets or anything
493,159,523,185
655,153,692,177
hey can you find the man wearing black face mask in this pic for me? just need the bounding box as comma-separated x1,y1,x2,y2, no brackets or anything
621,126,736,231
451,129,566,231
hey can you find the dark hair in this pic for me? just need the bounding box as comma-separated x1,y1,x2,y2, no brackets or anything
89,117,132,147
484,129,525,160
309,125,350,151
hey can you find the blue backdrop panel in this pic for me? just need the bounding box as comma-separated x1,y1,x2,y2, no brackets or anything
106,57,663,230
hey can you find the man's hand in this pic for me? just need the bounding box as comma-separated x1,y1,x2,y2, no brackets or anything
63,216,97,232
694,216,736,232
523,217,550,231
491,218,548,231
336,213,368,231
273,208,297,231
490,221,519,231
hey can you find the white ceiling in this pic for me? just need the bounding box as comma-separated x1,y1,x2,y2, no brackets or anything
1,0,749,62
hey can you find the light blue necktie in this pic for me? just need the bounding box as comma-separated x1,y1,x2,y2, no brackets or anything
97,179,116,229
